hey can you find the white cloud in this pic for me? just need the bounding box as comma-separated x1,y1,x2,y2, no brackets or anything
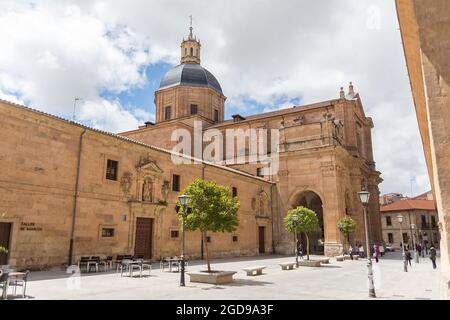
0,0,430,195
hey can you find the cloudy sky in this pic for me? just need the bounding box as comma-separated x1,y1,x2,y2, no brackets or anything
0,0,430,196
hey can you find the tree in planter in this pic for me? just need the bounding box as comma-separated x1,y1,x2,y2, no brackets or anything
177,179,240,273
284,206,320,260
337,216,356,254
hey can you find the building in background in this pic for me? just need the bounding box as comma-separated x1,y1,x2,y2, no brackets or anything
396,0,450,298
381,192,440,250
379,193,406,206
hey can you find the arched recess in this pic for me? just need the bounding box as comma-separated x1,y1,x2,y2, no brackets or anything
291,190,325,255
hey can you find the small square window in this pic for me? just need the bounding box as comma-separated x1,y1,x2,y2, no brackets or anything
232,187,238,198
206,236,211,243
386,216,392,226
171,230,179,238
232,236,238,242
101,228,114,238
106,159,118,181
256,168,264,177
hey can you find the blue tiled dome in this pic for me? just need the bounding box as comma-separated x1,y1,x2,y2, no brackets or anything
158,63,223,94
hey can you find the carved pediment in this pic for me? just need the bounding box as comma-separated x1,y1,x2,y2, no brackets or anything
137,156,163,177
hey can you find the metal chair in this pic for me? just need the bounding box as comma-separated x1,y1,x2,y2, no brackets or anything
9,270,29,298
160,257,170,271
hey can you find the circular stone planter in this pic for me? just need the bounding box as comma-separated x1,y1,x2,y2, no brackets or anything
187,271,237,284
298,260,322,267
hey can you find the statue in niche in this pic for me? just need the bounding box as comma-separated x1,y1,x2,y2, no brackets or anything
142,178,153,202
161,180,170,201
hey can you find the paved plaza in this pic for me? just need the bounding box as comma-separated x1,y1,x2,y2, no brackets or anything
12,251,442,300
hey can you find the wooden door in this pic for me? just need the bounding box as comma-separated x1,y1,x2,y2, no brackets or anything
134,218,153,259
0,223,12,265
258,226,265,254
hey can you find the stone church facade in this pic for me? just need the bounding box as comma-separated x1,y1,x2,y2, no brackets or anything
0,26,382,269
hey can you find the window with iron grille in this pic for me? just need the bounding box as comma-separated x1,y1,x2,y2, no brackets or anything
232,187,237,198
232,236,238,242
190,104,198,115
106,159,118,181
172,174,180,192
101,228,115,237
171,230,179,238
165,106,172,120
206,236,211,243
214,109,219,122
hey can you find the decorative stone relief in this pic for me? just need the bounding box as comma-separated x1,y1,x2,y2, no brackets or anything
120,171,133,198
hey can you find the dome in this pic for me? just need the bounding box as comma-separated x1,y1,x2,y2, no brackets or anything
158,63,223,94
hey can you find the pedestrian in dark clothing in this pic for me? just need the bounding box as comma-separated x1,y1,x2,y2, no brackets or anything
416,244,422,257
405,249,412,266
429,246,437,269
298,241,304,260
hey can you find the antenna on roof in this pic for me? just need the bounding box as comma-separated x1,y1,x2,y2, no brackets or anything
189,15,193,39
73,97,80,121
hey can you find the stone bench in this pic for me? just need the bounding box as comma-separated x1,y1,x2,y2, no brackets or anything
344,254,352,260
279,262,296,270
319,258,330,264
336,255,345,262
298,260,322,267
242,266,266,276
352,255,360,260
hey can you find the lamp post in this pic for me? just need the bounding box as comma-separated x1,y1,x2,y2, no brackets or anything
357,188,376,298
397,214,408,272
292,214,299,268
178,194,190,287
411,224,419,263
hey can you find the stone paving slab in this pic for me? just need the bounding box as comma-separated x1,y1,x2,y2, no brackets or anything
6,252,442,300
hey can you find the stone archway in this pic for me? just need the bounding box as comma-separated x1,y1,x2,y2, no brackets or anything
293,191,325,255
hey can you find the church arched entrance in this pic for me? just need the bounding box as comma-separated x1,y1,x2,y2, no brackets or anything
294,191,324,255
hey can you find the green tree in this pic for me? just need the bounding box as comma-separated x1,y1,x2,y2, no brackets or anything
337,216,357,254
284,206,320,260
178,179,240,273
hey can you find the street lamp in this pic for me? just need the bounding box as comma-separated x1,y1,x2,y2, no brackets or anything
357,188,376,298
178,194,190,287
397,214,408,272
292,214,299,268
411,224,419,263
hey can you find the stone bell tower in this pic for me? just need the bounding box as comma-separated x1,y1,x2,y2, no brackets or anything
180,16,201,64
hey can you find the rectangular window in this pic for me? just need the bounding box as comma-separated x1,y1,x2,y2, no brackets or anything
165,106,172,120
257,168,264,177
101,228,114,238
232,187,238,198
214,109,219,122
190,104,198,115
386,216,392,226
206,236,211,243
431,216,436,227
171,230,179,238
388,233,394,243
232,236,238,242
402,233,408,243
106,159,118,181
172,174,180,192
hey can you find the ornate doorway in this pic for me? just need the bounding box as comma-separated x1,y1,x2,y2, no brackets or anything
294,191,324,255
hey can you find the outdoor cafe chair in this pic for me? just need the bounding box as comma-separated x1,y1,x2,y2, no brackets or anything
91,256,107,272
8,270,29,298
120,259,141,277
160,257,170,271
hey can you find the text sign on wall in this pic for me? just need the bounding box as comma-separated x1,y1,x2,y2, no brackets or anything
20,222,42,231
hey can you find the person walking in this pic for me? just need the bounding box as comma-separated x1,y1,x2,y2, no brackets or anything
298,241,304,260
429,246,437,269
359,244,364,258
349,245,354,260
405,249,412,267
379,244,385,257
373,244,380,263
416,243,422,258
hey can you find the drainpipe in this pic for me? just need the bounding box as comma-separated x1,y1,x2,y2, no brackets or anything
271,183,276,254
68,129,87,266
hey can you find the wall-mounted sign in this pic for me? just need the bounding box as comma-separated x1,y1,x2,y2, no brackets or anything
20,222,42,231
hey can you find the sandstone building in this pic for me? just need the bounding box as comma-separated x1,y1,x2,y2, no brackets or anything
0,25,382,269
380,192,440,250
396,0,450,298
